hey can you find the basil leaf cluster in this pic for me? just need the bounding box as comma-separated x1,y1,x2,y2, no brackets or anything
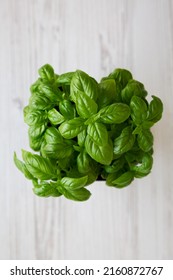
14,65,163,201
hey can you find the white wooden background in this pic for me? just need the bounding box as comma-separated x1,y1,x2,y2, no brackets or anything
0,0,173,260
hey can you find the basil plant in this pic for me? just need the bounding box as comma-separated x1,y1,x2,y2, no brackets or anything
14,64,163,201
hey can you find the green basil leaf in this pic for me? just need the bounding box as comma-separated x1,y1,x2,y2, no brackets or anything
125,146,145,163
57,154,75,172
57,72,74,85
133,121,154,135
86,169,100,185
29,135,43,151
147,95,163,123
142,121,155,129
38,84,63,102
114,126,135,155
61,176,88,190
85,135,113,165
130,96,148,125
112,171,134,188
108,68,133,88
84,113,101,125
59,117,85,139
33,180,62,197
29,93,54,110
30,79,42,94
22,150,57,180
137,129,153,152
77,150,91,173
65,166,82,178
48,108,65,125
59,100,76,120
121,79,147,104
77,128,87,147
14,152,35,180
130,153,153,177
38,64,54,83
28,123,46,139
70,70,98,102
44,127,63,144
87,122,108,146
132,126,143,135
76,159,100,185
99,103,130,124
41,142,73,159
104,157,125,173
56,183,91,201
23,105,30,117
106,170,122,186
24,108,48,126
98,79,117,108
75,91,98,118
109,123,127,140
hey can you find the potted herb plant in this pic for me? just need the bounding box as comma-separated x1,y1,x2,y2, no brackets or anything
14,64,163,201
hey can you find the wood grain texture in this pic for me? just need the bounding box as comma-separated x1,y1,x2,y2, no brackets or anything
0,0,173,260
